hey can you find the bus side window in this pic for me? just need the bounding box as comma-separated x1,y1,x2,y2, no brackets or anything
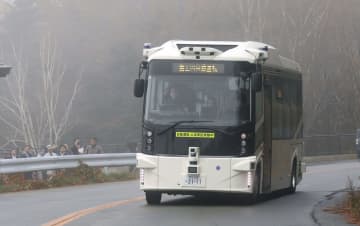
272,79,289,139
272,77,301,140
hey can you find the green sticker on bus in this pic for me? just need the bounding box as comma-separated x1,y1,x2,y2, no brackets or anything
176,132,215,139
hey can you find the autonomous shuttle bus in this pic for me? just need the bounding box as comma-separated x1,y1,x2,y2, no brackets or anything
134,40,305,204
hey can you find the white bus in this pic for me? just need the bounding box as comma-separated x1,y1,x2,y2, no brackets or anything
134,40,305,204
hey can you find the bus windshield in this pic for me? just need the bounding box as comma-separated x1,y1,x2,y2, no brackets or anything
144,61,254,126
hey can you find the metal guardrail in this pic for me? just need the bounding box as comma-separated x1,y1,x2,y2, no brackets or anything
1,149,358,175
304,134,356,156
0,153,136,174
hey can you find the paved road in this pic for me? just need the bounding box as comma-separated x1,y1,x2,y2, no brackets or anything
0,160,359,226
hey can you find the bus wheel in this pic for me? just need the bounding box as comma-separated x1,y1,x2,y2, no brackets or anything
145,191,162,205
288,163,297,194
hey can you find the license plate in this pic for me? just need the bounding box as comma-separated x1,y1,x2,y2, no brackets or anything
183,175,205,187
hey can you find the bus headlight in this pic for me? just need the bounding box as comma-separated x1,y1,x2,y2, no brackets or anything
241,140,247,147
241,147,246,154
146,138,153,144
146,131,153,137
241,133,247,139
144,129,154,152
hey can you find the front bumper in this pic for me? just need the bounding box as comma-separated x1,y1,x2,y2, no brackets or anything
136,153,257,194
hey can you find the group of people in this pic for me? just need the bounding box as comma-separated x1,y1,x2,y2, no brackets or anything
2,137,104,181
5,137,104,159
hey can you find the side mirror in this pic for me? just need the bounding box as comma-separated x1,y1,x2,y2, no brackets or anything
134,79,145,97
253,73,262,92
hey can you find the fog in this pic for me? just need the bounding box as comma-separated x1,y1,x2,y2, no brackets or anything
0,0,359,154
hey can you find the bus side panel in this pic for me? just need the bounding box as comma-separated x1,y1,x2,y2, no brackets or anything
271,140,294,191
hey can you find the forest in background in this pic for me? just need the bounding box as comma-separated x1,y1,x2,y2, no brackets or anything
0,0,359,154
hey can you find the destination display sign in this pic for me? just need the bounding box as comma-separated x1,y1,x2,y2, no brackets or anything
175,131,215,139
172,63,225,74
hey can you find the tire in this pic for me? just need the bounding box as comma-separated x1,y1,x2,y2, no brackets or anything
288,163,297,194
145,191,162,205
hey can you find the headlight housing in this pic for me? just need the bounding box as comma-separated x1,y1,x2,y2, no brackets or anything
144,129,154,153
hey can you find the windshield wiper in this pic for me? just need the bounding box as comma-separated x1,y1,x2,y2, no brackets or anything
157,120,213,135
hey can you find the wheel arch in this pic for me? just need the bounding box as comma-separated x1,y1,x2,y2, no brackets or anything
256,156,264,194
290,149,299,182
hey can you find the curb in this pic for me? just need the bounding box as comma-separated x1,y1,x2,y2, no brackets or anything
304,154,358,164
311,190,351,226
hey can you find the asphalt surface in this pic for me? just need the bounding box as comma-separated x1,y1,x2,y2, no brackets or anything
0,160,359,226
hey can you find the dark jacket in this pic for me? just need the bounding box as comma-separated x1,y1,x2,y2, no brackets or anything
20,151,33,158
70,145,80,155
85,144,104,154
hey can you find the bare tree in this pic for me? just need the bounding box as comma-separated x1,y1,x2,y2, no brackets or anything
233,0,270,41
0,45,37,148
278,0,331,134
0,36,82,149
336,37,360,127
279,0,330,60
231,0,330,135
39,35,82,145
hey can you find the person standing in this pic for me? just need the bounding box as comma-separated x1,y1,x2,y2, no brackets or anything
70,138,81,155
59,144,68,156
85,137,104,154
8,148,19,159
20,145,35,180
20,145,34,158
44,145,58,157
44,145,58,180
